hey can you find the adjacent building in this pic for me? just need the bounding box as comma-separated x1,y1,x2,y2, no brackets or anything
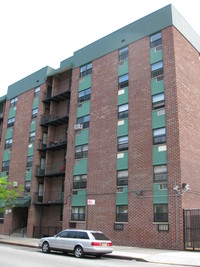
0,5,200,250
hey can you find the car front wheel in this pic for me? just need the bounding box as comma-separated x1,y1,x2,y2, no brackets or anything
74,246,84,258
42,241,50,253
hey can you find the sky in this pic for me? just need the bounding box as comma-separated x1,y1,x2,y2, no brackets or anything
0,0,200,98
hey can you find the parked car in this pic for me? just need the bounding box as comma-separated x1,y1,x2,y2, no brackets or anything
38,229,113,258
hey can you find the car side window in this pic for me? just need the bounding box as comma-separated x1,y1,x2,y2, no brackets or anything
57,231,68,238
68,231,77,238
77,231,89,239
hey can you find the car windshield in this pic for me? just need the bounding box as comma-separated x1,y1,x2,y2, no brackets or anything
91,232,109,240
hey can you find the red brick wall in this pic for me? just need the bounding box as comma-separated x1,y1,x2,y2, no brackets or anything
86,51,118,237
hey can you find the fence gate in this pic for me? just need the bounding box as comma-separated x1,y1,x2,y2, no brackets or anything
184,209,200,250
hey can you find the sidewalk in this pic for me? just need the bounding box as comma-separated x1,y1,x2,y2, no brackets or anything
0,234,200,266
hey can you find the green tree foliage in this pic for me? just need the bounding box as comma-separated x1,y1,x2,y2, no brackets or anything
0,177,24,213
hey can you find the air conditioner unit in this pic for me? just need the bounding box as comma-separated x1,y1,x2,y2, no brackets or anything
13,181,18,188
74,124,83,131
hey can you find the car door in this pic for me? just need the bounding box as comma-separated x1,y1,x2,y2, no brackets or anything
51,231,67,250
62,230,77,251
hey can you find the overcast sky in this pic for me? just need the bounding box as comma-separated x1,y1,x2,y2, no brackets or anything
0,0,200,98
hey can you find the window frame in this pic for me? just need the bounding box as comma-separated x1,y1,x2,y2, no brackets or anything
71,206,85,221
118,74,129,89
154,204,168,222
116,205,128,222
153,127,166,145
5,138,13,149
150,32,162,48
75,144,88,159
10,97,18,107
152,93,165,110
7,117,15,128
2,160,10,171
77,115,90,129
118,104,129,119
27,156,33,167
80,62,92,78
78,88,91,103
153,165,167,183
119,46,128,61
34,87,40,97
151,61,163,78
118,136,128,152
32,108,38,118
29,131,36,143
117,170,128,186
73,174,87,189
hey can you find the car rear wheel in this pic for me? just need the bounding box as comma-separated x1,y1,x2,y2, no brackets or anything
74,246,84,258
42,241,50,253
96,254,103,258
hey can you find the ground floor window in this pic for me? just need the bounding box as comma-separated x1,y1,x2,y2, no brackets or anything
0,213,4,224
71,207,85,221
116,205,128,222
154,204,168,222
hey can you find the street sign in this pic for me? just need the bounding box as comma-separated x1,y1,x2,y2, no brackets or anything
87,199,95,205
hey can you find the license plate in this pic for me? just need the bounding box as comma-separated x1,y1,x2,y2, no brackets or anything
102,243,107,247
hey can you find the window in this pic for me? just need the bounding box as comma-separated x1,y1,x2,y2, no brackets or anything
118,104,128,119
77,115,90,129
32,108,38,118
154,165,167,182
29,131,36,143
78,88,91,103
71,207,85,221
153,127,166,145
154,204,168,222
80,62,92,78
73,175,87,189
151,61,163,78
7,117,15,128
117,170,128,186
27,156,33,167
119,47,128,61
5,138,12,149
25,181,31,193
116,205,128,222
152,93,165,110
75,144,88,159
118,136,128,151
150,32,162,48
10,97,18,107
118,74,129,89
0,213,4,224
34,87,40,97
2,160,10,172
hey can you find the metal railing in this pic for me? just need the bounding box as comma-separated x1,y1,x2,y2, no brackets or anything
38,133,67,151
33,190,63,205
35,161,66,177
40,109,69,126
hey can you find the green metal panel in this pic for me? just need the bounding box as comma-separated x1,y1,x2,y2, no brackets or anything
8,107,16,119
151,79,164,95
79,75,92,91
73,158,88,175
30,119,37,132
7,66,55,100
75,129,89,146
116,186,128,205
153,145,167,165
152,110,166,129
117,118,128,137
153,184,168,204
118,60,129,76
3,150,11,161
77,101,90,118
1,172,8,179
32,95,39,109
150,47,163,64
118,87,129,106
6,128,13,139
25,168,32,181
72,190,86,206
117,152,128,170
28,144,34,156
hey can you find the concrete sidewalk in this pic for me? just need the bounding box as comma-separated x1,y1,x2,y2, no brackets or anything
0,234,200,266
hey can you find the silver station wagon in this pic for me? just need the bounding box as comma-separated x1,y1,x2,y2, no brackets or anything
38,229,113,258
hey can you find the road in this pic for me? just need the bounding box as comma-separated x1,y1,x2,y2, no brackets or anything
0,244,192,267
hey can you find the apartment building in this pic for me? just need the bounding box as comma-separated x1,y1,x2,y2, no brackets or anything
0,5,200,250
